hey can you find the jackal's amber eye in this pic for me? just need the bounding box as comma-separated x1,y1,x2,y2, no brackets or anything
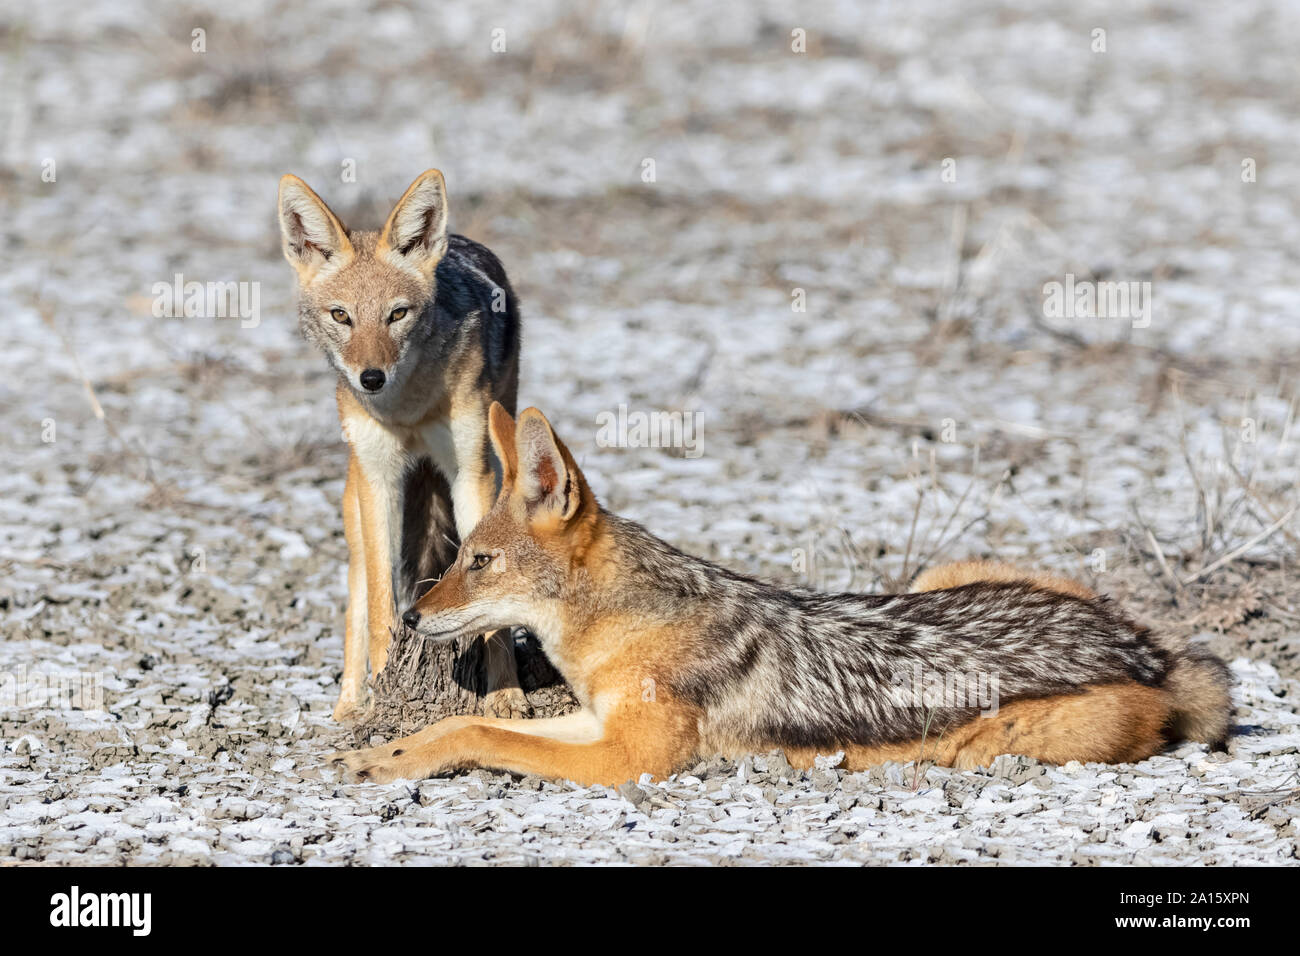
468,553,492,571
330,308,351,326
388,307,408,324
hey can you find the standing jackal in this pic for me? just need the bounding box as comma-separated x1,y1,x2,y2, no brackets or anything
332,404,1233,785
277,170,525,721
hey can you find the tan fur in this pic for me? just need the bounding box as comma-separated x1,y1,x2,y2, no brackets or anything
335,696,700,788
277,174,353,284
375,169,449,279
353,450,395,677
280,170,525,721
913,559,1232,749
911,559,1097,600
489,402,520,486
340,319,400,374
328,407,1225,786
335,454,368,720
783,682,1172,771
1162,656,1233,745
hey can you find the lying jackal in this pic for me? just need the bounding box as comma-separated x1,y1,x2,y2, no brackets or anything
332,404,1232,785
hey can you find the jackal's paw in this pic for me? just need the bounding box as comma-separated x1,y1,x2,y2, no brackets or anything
327,746,426,784
331,693,367,724
483,686,530,719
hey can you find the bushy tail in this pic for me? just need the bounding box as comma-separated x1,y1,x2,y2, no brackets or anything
912,559,1235,751
1162,648,1233,749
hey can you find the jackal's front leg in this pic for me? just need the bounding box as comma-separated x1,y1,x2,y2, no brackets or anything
338,392,407,718
329,705,696,787
335,454,369,722
356,459,399,679
481,630,528,718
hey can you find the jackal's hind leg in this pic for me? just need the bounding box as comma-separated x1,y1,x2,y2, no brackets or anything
817,682,1173,771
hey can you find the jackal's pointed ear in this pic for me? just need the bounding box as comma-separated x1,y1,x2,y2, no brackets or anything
488,402,518,490
278,175,353,281
378,169,449,278
515,407,588,523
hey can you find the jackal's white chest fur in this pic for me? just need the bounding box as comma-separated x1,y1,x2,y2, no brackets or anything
342,403,487,541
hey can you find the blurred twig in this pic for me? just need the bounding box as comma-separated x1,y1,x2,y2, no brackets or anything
1181,504,1298,585
35,294,161,493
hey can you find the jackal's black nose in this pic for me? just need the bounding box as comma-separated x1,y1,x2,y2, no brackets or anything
402,609,420,629
359,369,386,392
